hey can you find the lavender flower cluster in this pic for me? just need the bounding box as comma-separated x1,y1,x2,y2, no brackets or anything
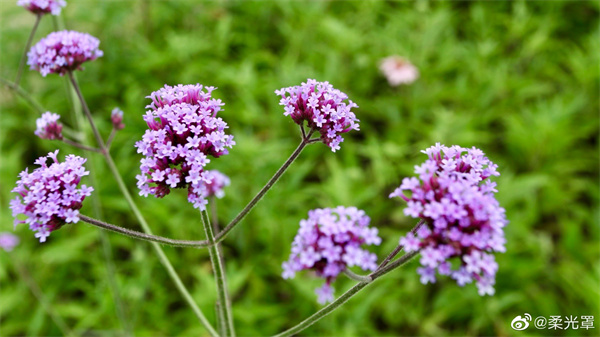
17,0,66,16
135,84,235,210
282,206,381,304
10,151,93,242
35,112,63,140
28,30,103,77
275,79,359,152
390,143,507,295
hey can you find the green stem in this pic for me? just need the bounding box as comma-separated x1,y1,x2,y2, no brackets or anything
214,129,314,244
201,209,235,336
342,269,372,283
62,138,102,153
273,251,419,337
67,72,105,149
14,13,42,86
79,214,209,247
0,77,45,114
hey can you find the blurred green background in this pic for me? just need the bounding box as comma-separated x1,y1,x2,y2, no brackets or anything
1,1,598,336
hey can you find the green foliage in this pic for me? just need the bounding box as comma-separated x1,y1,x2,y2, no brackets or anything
1,1,598,336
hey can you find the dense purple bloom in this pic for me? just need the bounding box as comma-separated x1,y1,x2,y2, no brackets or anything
10,150,93,242
111,108,125,130
390,143,507,296
35,112,63,140
135,84,235,210
17,0,66,15
203,170,230,199
28,30,103,77
0,233,20,252
282,206,381,304
275,79,359,152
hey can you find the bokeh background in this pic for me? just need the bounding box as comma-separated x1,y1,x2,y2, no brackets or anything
1,1,598,336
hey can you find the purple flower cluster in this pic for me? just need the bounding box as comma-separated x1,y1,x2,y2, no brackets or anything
28,30,103,77
203,170,230,199
10,150,93,242
135,84,235,210
17,0,66,16
390,143,507,296
35,112,63,140
0,233,20,252
111,108,125,130
275,79,359,152
282,206,381,304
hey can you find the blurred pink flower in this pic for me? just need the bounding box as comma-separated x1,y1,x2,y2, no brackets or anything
379,56,419,86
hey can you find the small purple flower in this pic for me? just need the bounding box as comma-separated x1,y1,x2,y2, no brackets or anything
17,0,66,16
111,108,125,130
35,112,63,140
275,79,359,152
135,84,235,210
203,170,230,199
0,232,19,252
28,30,103,77
282,206,381,303
391,143,507,296
10,150,93,242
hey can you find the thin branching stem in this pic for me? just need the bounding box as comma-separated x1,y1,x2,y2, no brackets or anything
79,214,210,247
106,128,116,149
63,138,102,153
214,127,315,244
201,210,235,336
342,269,372,283
0,77,45,114
273,251,420,337
15,14,42,86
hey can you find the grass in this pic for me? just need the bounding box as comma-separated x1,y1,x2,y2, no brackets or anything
0,1,598,336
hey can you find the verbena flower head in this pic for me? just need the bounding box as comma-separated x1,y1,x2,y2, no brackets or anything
204,170,230,199
17,0,66,16
390,143,506,296
275,79,359,152
10,150,93,242
282,206,381,304
28,30,103,77
135,84,235,210
111,107,125,130
35,112,63,140
0,233,20,252
379,56,419,86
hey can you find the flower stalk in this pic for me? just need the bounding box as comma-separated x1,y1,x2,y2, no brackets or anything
15,13,42,86
215,127,315,243
274,250,419,337
201,209,235,337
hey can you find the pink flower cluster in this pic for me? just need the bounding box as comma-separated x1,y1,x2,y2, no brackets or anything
390,143,507,295
135,84,235,210
35,112,63,140
28,30,103,76
10,151,93,242
275,79,359,152
17,0,66,16
379,56,419,86
282,206,381,304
